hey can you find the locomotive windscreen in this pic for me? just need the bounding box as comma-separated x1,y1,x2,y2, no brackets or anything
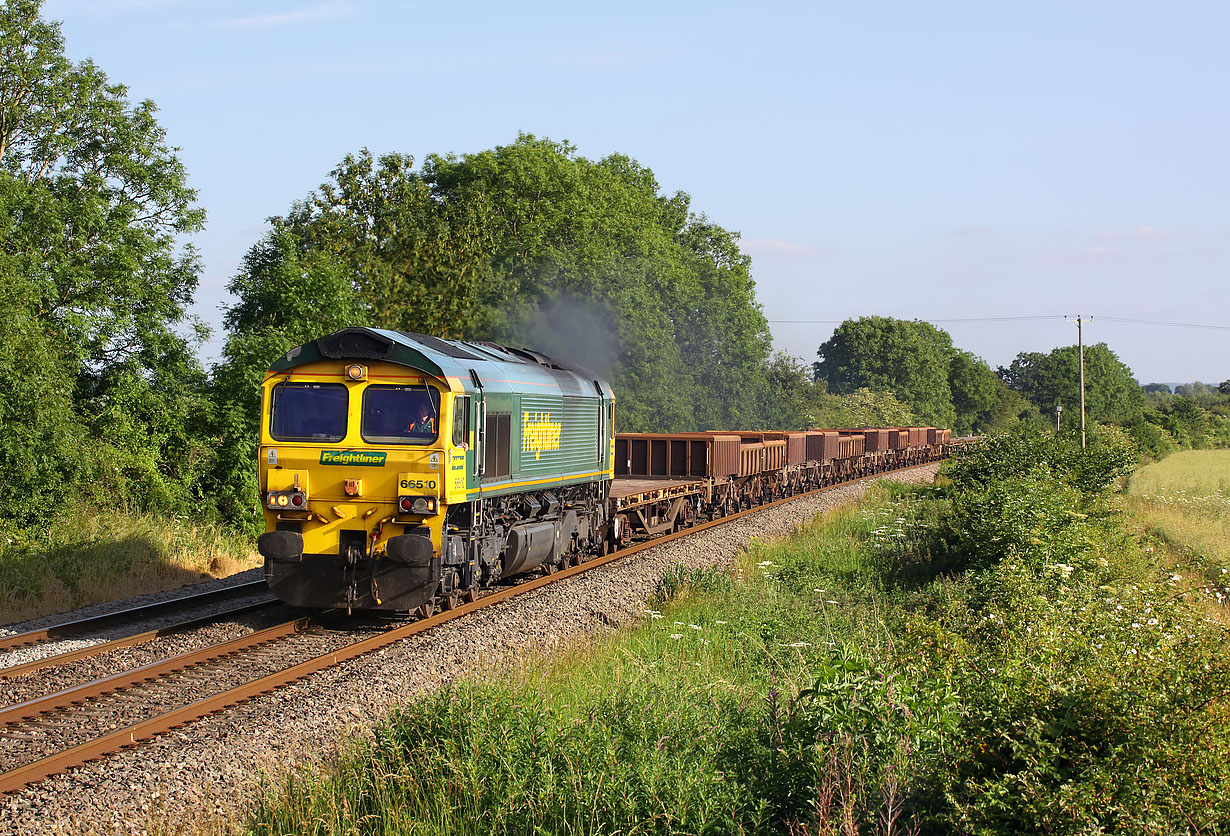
361,385,439,444
270,383,348,442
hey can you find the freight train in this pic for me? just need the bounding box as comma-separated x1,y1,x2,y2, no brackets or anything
256,328,951,614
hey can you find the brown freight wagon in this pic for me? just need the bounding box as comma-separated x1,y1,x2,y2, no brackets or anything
733,439,787,476
888,429,910,450
783,432,808,466
806,430,841,461
862,429,890,452
763,439,786,471
615,433,741,479
738,442,764,477
837,432,866,458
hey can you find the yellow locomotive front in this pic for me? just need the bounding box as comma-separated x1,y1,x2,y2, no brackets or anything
256,358,467,613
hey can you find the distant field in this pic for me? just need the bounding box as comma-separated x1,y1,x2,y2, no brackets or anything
1128,449,1230,497
1125,450,1230,614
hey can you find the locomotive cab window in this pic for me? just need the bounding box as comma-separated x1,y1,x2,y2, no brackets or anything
362,385,440,445
270,383,348,442
452,396,470,447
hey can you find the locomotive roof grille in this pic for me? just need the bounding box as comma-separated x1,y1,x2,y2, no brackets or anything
317,329,394,360
397,332,486,361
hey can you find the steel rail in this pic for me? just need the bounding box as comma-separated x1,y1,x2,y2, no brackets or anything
0,616,311,728
0,459,941,794
0,580,272,653
0,597,282,681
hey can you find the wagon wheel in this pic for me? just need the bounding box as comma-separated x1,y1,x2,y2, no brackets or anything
416,600,437,619
465,586,480,604
441,591,461,611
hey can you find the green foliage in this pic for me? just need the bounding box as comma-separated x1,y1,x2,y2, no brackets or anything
947,349,998,434
945,423,1138,495
0,0,213,535
760,353,918,429
814,316,958,428
1001,342,1146,426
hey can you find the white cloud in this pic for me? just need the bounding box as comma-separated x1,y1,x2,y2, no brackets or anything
214,2,351,29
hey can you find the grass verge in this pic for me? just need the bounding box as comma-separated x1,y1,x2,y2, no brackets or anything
0,508,259,625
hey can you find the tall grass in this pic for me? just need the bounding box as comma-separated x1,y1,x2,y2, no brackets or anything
0,508,258,625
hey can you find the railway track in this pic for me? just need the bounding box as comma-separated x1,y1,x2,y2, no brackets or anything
0,580,274,654
0,461,938,795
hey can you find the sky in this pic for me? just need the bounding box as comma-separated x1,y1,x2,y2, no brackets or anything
43,0,1230,385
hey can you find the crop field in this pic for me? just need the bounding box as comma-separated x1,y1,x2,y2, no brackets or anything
1125,449,1230,614
247,435,1230,836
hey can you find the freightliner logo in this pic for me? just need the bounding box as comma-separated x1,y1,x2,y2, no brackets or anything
319,450,387,467
522,411,562,460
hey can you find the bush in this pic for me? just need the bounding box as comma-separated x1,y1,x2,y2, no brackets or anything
946,423,1137,494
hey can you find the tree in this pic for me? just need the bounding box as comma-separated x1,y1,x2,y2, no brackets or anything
814,316,957,428
0,0,208,529
1000,343,1145,426
761,352,826,430
948,350,1000,434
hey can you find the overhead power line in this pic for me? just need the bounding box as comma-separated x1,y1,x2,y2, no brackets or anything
1095,316,1230,331
767,315,1230,331
768,315,1063,325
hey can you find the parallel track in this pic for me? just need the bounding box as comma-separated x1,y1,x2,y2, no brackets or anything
0,580,273,653
0,460,940,794
0,597,283,680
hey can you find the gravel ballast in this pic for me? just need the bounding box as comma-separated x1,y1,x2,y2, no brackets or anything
0,464,939,836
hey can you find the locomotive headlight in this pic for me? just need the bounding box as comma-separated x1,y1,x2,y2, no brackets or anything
277,494,289,507
346,363,366,381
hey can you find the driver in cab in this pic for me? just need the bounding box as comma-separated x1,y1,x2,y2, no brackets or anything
409,401,436,437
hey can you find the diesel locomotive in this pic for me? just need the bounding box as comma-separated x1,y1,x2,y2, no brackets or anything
256,327,615,613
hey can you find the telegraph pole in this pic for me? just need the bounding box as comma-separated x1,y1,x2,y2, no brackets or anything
1066,315,1090,449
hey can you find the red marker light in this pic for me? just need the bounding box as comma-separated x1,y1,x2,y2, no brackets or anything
399,497,413,513
290,493,305,508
